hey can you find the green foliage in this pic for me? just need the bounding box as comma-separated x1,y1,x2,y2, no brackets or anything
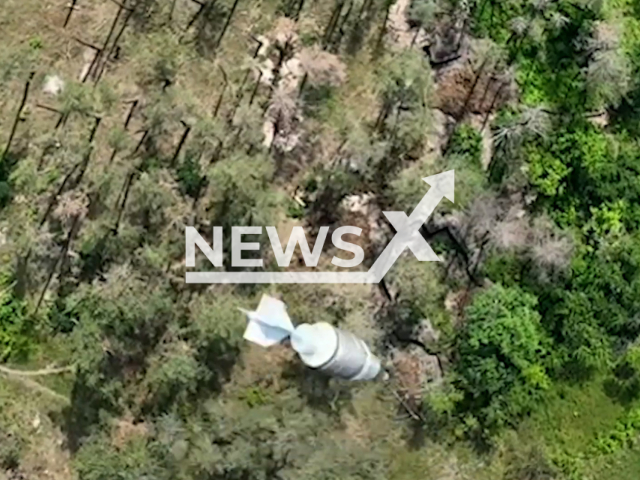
206,153,282,230
390,122,486,213
551,291,612,380
28,36,43,51
242,386,270,407
447,123,482,167
176,154,206,199
376,50,433,152
386,258,449,330
482,252,525,287
7,0,640,478
143,346,202,413
593,408,640,455
527,145,571,197
75,435,168,480
526,124,640,234
0,278,32,362
455,284,551,432
286,197,305,219
407,0,438,28
378,49,432,109
569,236,640,339
58,82,98,118
133,31,185,86
608,345,640,403
471,0,524,44
0,430,22,470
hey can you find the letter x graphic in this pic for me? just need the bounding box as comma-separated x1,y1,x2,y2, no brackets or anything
383,211,437,261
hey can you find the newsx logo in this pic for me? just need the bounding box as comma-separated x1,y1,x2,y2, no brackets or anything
185,171,454,284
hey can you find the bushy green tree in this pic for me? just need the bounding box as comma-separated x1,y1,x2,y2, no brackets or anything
375,50,433,154
455,284,551,431
0,274,31,362
204,153,282,231
551,290,611,380
609,344,640,403
75,434,169,480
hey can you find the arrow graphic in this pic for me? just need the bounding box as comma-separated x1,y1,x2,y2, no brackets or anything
185,170,454,284
368,170,454,282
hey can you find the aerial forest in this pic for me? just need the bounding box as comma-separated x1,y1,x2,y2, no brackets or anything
2,0,640,479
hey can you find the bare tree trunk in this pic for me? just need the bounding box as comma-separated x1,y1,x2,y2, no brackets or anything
358,0,373,19
171,122,192,167
228,38,263,117
271,41,292,91
210,138,224,163
72,37,102,84
230,69,252,123
297,73,308,98
476,72,497,115
375,3,391,53
96,3,135,84
482,82,505,130
90,2,126,80
456,15,469,53
39,163,79,227
331,0,353,52
461,57,489,118
185,0,208,31
35,214,81,314
214,0,241,51
2,72,34,161
134,130,149,154
112,98,138,165
37,145,53,171
124,99,138,130
269,120,280,154
108,148,119,165
250,35,264,58
35,103,64,127
213,67,228,118
374,101,391,132
410,28,420,48
69,118,101,190
248,70,263,106
88,116,102,144
228,39,263,119
168,0,178,22
55,112,67,129
63,0,77,28
322,0,345,49
114,171,136,233
293,0,306,20
378,278,393,302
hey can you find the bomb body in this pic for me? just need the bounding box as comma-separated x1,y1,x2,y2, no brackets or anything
291,323,382,381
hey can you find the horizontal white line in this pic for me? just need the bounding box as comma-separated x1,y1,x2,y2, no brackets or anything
185,271,376,284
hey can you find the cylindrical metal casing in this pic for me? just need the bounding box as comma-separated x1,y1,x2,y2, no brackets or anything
317,326,381,381
291,322,382,381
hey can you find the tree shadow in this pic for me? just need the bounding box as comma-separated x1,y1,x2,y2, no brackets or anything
603,363,640,406
280,358,354,417
0,148,27,212
404,418,428,450
190,1,230,57
55,356,127,452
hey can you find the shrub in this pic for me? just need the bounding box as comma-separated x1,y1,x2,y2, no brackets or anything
455,284,551,432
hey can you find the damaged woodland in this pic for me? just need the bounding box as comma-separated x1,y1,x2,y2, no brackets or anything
2,0,640,479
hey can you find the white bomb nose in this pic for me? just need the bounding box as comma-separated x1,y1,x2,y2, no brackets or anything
290,324,316,356
291,323,338,368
